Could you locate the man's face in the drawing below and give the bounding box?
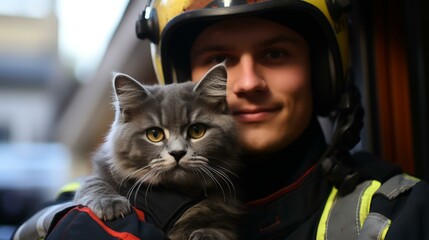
[190,17,313,154]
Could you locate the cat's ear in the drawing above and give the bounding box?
[112,73,149,122]
[193,62,227,109]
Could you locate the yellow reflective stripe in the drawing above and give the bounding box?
[56,181,81,197]
[379,219,391,240]
[316,187,338,240]
[359,180,381,228]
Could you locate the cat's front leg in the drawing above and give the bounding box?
[74,176,131,220]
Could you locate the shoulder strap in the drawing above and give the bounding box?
[373,174,419,200]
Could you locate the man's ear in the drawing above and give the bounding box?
[112,73,149,122]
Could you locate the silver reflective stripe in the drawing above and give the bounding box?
[357,212,391,240]
[325,180,376,239]
[322,174,420,240]
[375,174,419,200]
[13,202,75,240]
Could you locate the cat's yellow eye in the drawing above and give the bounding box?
[146,127,165,142]
[188,123,207,139]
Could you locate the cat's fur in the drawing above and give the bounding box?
[74,64,241,240]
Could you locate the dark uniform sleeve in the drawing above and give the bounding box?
[45,205,166,240]
[371,180,429,239]
[11,180,166,240]
[351,152,429,239]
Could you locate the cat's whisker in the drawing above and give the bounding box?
[200,163,237,200]
[128,169,153,198]
[150,158,165,164]
[200,165,227,202]
[213,165,237,194]
[203,155,239,174]
[194,168,209,196]
[213,164,239,179]
[118,166,151,189]
[125,168,157,204]
[134,178,147,205]
[190,156,209,163]
[126,179,142,201]
[206,165,236,199]
[144,176,158,209]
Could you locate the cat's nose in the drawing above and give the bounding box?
[169,150,187,162]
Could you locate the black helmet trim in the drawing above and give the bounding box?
[159,1,345,115]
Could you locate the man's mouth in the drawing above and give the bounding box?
[231,106,281,123]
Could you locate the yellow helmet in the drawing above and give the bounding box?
[136,0,351,116]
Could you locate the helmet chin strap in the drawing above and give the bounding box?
[320,71,364,195]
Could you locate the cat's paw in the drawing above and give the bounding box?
[80,194,131,221]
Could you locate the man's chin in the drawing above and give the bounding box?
[237,130,293,155]
[239,139,282,155]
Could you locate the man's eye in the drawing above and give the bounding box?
[209,55,227,64]
[264,50,286,59]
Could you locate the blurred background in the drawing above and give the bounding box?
[0,0,157,238]
[1,0,429,239]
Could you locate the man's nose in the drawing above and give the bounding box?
[230,55,267,95]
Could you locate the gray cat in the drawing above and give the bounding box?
[74,63,241,240]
